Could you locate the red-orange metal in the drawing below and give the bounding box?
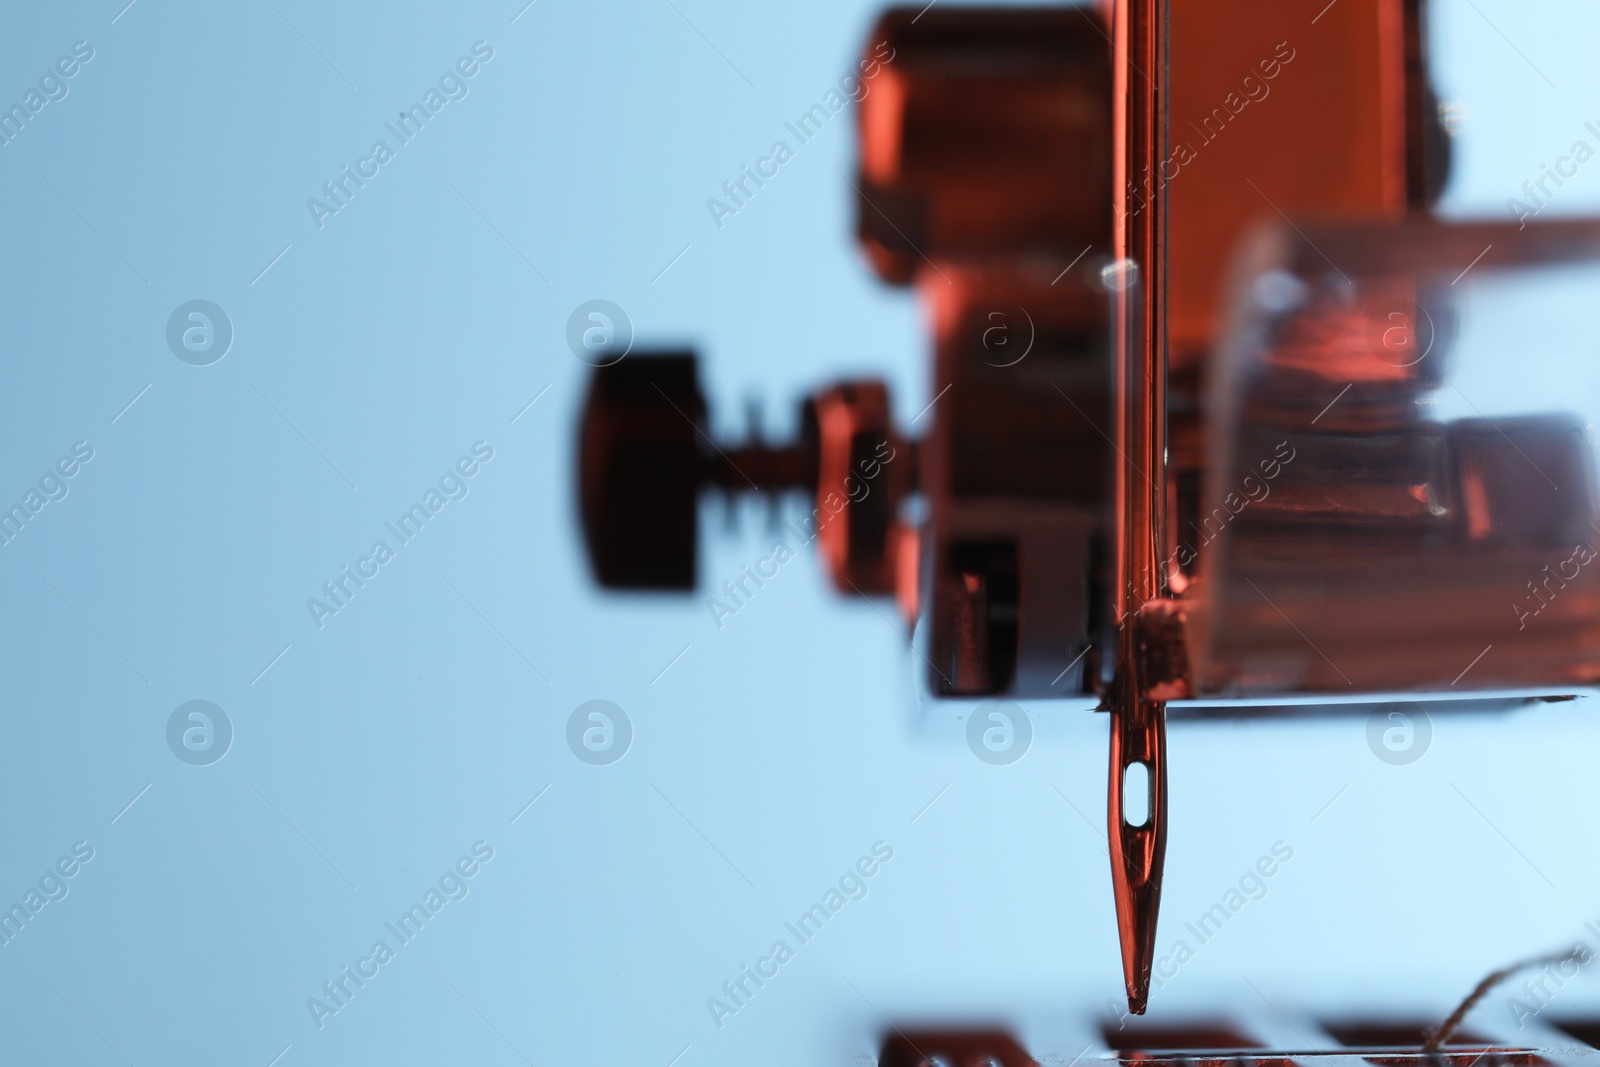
[1165,0,1412,370]
[1107,0,1169,1017]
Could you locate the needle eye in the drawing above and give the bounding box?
[1122,761,1152,827]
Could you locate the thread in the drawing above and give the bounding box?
[1424,947,1584,1052]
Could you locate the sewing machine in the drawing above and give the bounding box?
[573,0,1600,1026]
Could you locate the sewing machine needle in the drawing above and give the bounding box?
[1106,0,1169,1015]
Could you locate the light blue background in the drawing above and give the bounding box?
[2,1,1599,1064]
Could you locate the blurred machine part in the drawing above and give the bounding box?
[875,1003,1600,1067]
[577,0,1462,702]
